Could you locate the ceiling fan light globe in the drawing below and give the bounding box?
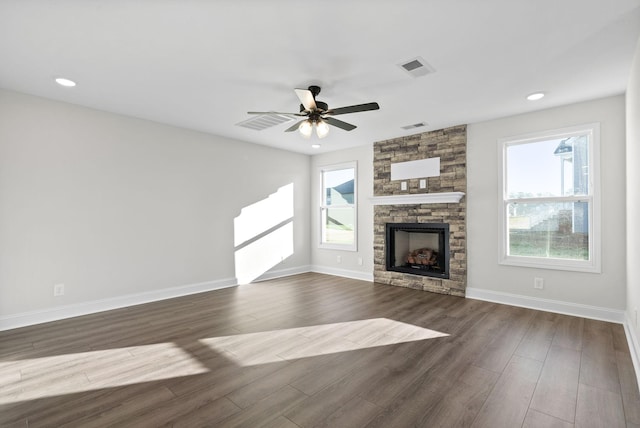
[299,120,313,138]
[316,120,330,139]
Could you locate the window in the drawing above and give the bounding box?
[498,123,600,272]
[319,162,357,250]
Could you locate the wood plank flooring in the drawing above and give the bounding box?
[1,273,639,427]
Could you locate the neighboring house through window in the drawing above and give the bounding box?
[498,123,600,272]
[319,162,357,250]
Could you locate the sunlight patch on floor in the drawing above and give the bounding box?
[0,319,448,404]
[0,343,208,405]
[200,318,449,366]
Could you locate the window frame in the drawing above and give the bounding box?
[497,123,601,273]
[318,161,358,251]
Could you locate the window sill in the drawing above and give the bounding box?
[499,256,601,273]
[319,243,357,252]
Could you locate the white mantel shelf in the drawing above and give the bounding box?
[369,192,465,205]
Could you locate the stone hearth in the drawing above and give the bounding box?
[373,125,467,297]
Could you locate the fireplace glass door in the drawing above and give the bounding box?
[385,223,450,279]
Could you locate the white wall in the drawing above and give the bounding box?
[626,37,640,333]
[1,86,631,328]
[311,144,374,281]
[0,89,311,322]
[467,95,626,312]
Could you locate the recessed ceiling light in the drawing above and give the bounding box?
[55,77,76,87]
[526,92,545,101]
[311,144,321,149]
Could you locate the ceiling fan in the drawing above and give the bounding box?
[247,85,380,139]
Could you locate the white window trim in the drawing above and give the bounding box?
[318,161,358,251]
[497,123,601,273]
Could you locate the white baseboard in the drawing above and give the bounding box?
[0,265,321,332]
[0,277,238,331]
[465,287,625,324]
[465,287,640,390]
[4,269,639,391]
[310,265,374,282]
[253,265,312,282]
[624,313,640,394]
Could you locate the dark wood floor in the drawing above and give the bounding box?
[1,273,639,427]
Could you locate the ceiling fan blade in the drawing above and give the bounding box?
[326,102,380,116]
[284,120,306,132]
[325,117,357,131]
[294,88,317,111]
[247,111,307,116]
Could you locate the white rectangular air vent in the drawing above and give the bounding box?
[401,122,428,130]
[236,114,294,131]
[398,56,435,78]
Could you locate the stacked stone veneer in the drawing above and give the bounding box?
[373,125,467,297]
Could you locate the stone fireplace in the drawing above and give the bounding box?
[373,125,467,297]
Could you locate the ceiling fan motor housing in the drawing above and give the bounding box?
[299,85,326,115]
[300,100,328,114]
[308,85,321,97]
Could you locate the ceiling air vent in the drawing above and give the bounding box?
[398,56,435,78]
[401,122,428,130]
[236,114,294,131]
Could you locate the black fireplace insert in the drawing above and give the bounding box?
[385,223,450,279]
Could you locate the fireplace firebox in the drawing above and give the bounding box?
[385,223,450,279]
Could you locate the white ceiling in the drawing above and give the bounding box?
[1,1,639,155]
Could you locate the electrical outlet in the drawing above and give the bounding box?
[533,277,544,290]
[337,255,341,263]
[357,257,363,266]
[401,181,407,191]
[53,283,65,297]
[419,179,426,189]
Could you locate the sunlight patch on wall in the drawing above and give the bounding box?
[234,222,293,285]
[0,343,208,405]
[199,318,449,366]
[234,183,294,284]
